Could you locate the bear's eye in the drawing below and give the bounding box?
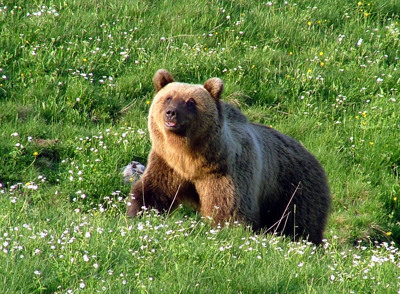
[186,98,196,110]
[165,96,172,103]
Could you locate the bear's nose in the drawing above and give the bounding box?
[165,108,177,120]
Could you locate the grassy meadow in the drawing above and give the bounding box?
[1,0,400,292]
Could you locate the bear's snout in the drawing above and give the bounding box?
[164,106,183,132]
[165,107,177,121]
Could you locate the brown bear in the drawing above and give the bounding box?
[127,69,331,244]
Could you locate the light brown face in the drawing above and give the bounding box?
[163,94,196,135]
[149,69,224,142]
[151,83,220,139]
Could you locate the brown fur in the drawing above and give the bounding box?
[127,69,331,244]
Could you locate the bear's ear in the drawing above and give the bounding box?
[153,69,174,92]
[203,78,224,101]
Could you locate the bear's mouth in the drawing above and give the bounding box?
[164,120,186,135]
[165,121,177,128]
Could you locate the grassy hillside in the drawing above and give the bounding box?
[1,0,400,292]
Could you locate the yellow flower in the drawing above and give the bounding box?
[358,1,363,6]
[83,58,87,62]
[320,62,325,67]
[355,115,359,119]
[364,12,370,17]
[386,232,392,236]
[251,64,255,69]
[369,142,374,146]
[319,51,323,56]
[289,51,293,56]
[393,197,397,202]
[362,111,367,117]
[362,121,367,126]
[307,21,312,26]
[307,69,312,74]
[146,100,150,105]
[317,20,322,24]
[286,75,290,79]
[33,151,39,156]
[26,182,30,186]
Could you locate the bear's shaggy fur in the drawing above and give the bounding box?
[127,69,331,244]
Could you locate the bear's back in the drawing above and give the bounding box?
[221,102,249,124]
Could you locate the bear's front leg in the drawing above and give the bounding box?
[127,178,152,217]
[127,152,184,218]
[195,175,237,225]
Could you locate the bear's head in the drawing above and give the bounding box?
[149,69,224,145]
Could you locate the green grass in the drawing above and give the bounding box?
[1,0,400,292]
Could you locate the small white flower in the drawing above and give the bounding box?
[357,38,363,47]
[376,78,383,83]
[79,282,85,289]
